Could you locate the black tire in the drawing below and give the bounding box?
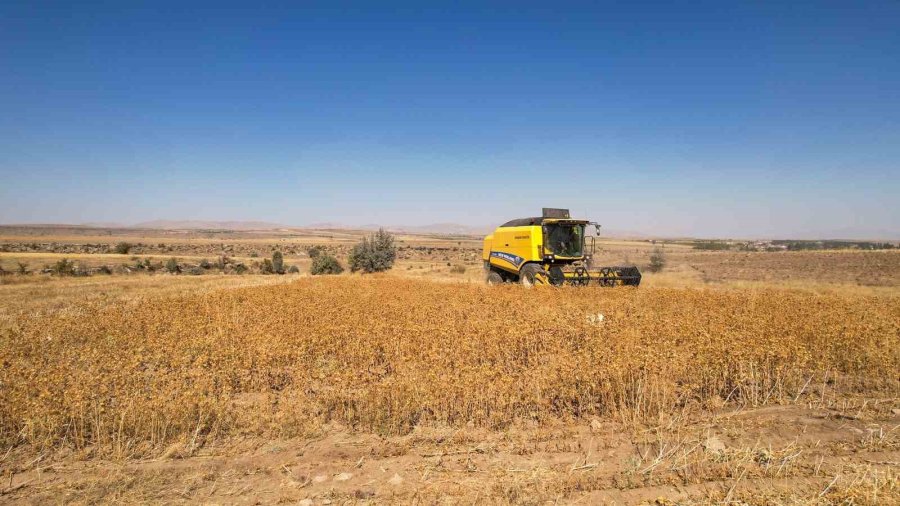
[519,263,548,287]
[548,266,566,286]
[486,270,503,285]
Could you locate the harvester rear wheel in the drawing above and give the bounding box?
[486,271,503,285]
[520,263,548,287]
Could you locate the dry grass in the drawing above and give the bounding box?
[2,277,897,461]
[0,274,300,329]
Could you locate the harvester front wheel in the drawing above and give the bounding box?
[486,271,504,285]
[520,263,548,287]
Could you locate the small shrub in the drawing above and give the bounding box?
[272,251,284,274]
[348,228,396,273]
[648,247,666,273]
[52,258,76,276]
[114,242,133,254]
[233,263,248,274]
[450,265,466,274]
[306,245,323,259]
[199,259,211,269]
[260,259,274,274]
[98,265,113,275]
[288,265,300,274]
[693,241,730,251]
[311,254,344,275]
[187,266,204,276]
[17,262,29,275]
[249,252,259,258]
[165,258,180,274]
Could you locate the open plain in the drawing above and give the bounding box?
[0,226,898,505]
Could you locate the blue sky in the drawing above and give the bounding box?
[1,1,898,238]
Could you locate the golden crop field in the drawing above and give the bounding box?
[1,274,898,503]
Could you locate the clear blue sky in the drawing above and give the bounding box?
[1,1,898,238]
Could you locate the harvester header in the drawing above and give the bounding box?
[483,209,641,287]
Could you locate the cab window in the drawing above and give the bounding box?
[544,224,584,257]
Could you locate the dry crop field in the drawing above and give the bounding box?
[0,227,898,504]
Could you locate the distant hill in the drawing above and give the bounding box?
[132,220,288,230]
[399,223,493,236]
[81,221,130,228]
[309,222,646,237]
[304,222,353,230]
[305,222,491,236]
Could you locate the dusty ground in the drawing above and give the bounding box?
[3,404,896,504]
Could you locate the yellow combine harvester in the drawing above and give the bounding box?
[483,208,641,287]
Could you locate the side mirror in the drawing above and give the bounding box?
[594,224,601,236]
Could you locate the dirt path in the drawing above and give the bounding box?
[3,404,896,504]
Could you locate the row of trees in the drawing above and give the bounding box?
[5,230,398,278]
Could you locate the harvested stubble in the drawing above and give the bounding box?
[1,277,897,456]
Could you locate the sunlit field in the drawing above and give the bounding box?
[2,270,897,503]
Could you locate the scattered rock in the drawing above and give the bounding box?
[704,436,727,454]
[586,313,605,325]
[590,418,603,432]
[892,408,900,416]
[312,474,328,483]
[388,473,404,486]
[334,472,353,481]
[298,500,313,506]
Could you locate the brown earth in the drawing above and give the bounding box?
[3,404,896,504]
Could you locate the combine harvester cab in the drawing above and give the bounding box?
[483,208,641,287]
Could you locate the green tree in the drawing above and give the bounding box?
[348,228,397,273]
[272,251,284,274]
[648,247,666,273]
